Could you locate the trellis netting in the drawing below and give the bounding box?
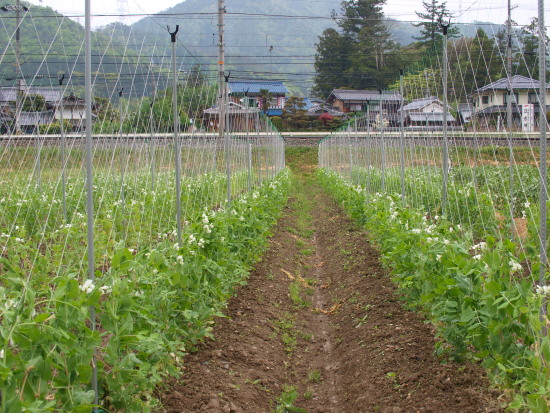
[0,9,286,411]
[318,15,550,410]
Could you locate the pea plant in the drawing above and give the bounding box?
[319,168,550,412]
[0,168,290,412]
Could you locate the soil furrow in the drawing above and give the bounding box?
[159,148,504,413]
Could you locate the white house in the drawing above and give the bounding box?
[471,75,550,130]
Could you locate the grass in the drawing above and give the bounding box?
[307,369,322,383]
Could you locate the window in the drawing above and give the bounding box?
[528,93,538,104]
[482,95,489,104]
[504,92,519,104]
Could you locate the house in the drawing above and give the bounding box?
[457,103,474,125]
[400,96,455,127]
[470,75,550,130]
[326,89,403,127]
[203,101,260,132]
[228,81,289,116]
[306,104,345,119]
[56,93,88,131]
[404,112,456,127]
[0,87,90,133]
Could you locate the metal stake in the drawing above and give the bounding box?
[538,0,548,329]
[441,22,450,216]
[168,25,182,245]
[399,69,406,203]
[59,74,67,222]
[84,0,98,409]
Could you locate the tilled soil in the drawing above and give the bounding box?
[159,149,504,413]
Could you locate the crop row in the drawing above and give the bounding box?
[0,168,291,412]
[319,168,549,412]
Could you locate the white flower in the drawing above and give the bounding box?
[509,260,522,273]
[0,349,4,359]
[471,242,487,251]
[434,215,440,221]
[173,243,180,250]
[198,238,205,248]
[411,229,422,234]
[457,225,462,230]
[443,239,450,245]
[79,279,95,294]
[177,255,184,264]
[535,285,550,295]
[449,227,454,233]
[524,201,531,209]
[99,285,112,295]
[436,254,442,262]
[134,290,144,297]
[239,216,245,221]
[220,237,225,243]
[153,269,158,274]
[473,254,482,260]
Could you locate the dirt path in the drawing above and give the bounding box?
[160,148,504,413]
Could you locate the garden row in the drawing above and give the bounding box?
[0,168,291,412]
[319,168,549,413]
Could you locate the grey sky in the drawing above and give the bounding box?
[26,0,544,28]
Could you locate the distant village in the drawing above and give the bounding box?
[1,74,547,134]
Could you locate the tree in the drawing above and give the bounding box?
[283,96,308,130]
[516,17,548,79]
[414,0,459,52]
[313,28,352,97]
[258,89,273,114]
[313,0,402,95]
[20,93,46,112]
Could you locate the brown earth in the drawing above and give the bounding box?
[159,148,505,413]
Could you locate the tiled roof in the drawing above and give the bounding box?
[228,81,288,94]
[475,104,550,115]
[474,75,550,93]
[408,112,455,122]
[204,102,260,115]
[306,105,344,117]
[0,87,63,103]
[19,110,55,126]
[402,96,444,111]
[328,89,403,102]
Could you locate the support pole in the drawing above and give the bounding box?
[84,0,98,409]
[538,0,548,328]
[507,0,515,240]
[379,88,385,192]
[399,68,406,203]
[441,22,450,216]
[118,88,125,201]
[59,75,66,222]
[149,101,155,190]
[168,25,182,245]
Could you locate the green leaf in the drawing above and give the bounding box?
[33,313,51,323]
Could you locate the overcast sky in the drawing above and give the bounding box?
[25,0,545,29]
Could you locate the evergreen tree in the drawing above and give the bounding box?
[414,0,459,52]
[313,0,401,97]
[516,17,548,79]
[313,28,353,97]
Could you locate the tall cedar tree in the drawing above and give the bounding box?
[313,0,401,98]
[516,17,549,79]
[414,0,459,52]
